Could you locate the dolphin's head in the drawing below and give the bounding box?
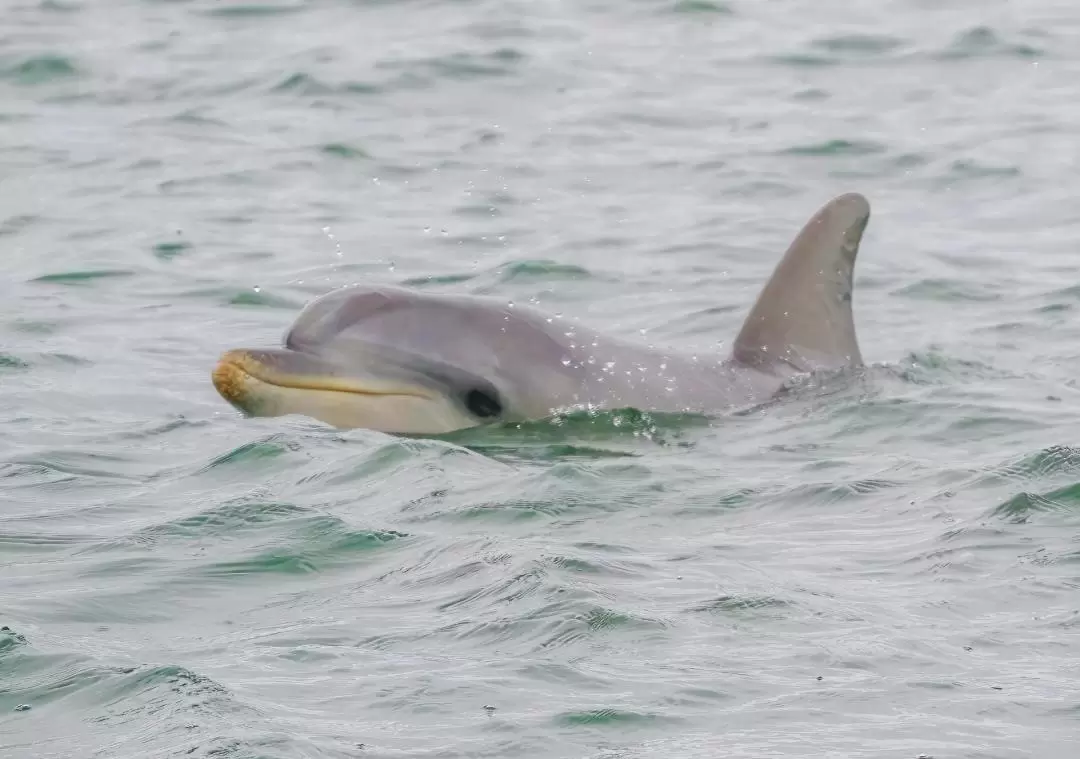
[211,286,585,434]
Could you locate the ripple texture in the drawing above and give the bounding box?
[3,0,1080,757]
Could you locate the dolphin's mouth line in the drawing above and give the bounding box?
[213,350,432,400]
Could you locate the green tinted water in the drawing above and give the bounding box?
[2,1,1079,757]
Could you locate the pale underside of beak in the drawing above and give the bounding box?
[211,348,472,434]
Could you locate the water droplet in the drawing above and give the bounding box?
[321,226,344,258]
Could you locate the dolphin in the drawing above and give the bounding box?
[212,192,871,435]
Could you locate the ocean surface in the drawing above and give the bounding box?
[2,1,1079,757]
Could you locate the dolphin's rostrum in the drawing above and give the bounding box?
[212,192,872,434]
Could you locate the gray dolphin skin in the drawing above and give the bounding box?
[212,192,871,435]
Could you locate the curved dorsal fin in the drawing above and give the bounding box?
[732,192,870,373]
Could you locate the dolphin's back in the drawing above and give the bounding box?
[553,193,873,413]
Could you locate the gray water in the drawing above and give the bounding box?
[2,1,1079,757]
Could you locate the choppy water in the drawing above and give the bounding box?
[3,1,1080,757]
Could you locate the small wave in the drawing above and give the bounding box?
[920,524,1036,583]
[151,240,194,261]
[124,498,315,545]
[200,2,309,18]
[811,34,906,55]
[440,407,710,462]
[39,0,80,12]
[376,48,527,81]
[200,434,304,473]
[0,625,29,654]
[31,269,137,286]
[975,445,1080,488]
[0,629,271,755]
[780,139,888,157]
[194,520,409,578]
[542,551,653,578]
[946,159,1022,183]
[320,142,371,160]
[770,477,907,509]
[0,353,30,371]
[0,214,39,238]
[271,46,526,102]
[401,451,667,520]
[401,257,603,294]
[771,25,1043,68]
[0,54,79,86]
[432,561,547,613]
[177,285,303,309]
[667,0,732,15]
[4,450,145,484]
[271,72,383,97]
[435,595,670,653]
[991,482,1080,523]
[1,632,232,716]
[555,707,682,727]
[0,530,95,552]
[934,26,1043,61]
[688,593,793,617]
[892,351,1014,385]
[893,278,1004,303]
[493,259,596,285]
[1,656,135,713]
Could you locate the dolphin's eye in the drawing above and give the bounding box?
[465,388,502,419]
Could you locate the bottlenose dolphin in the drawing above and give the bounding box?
[212,192,871,434]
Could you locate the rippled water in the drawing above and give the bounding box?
[3,1,1080,757]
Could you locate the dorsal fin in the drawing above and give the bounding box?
[732,192,870,373]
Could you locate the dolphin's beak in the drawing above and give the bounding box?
[213,348,431,407]
[211,348,467,433]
